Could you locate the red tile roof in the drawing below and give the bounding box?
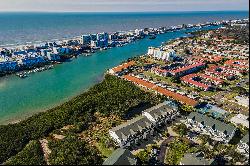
[206,65,234,77]
[192,55,222,63]
[171,63,205,74]
[123,75,198,107]
[200,74,224,84]
[112,61,135,73]
[181,74,210,90]
[224,60,249,69]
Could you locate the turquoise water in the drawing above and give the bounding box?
[0,11,248,46]
[0,26,220,124]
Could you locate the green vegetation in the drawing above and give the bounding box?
[143,71,173,85]
[231,86,248,96]
[165,138,189,165]
[4,140,46,165]
[136,150,150,165]
[180,104,194,115]
[0,75,162,163]
[48,135,102,165]
[95,142,114,158]
[173,123,188,136]
[135,144,159,165]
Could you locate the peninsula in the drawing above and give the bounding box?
[0,18,249,165]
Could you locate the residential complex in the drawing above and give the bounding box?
[185,112,236,143]
[106,19,249,165]
[109,101,179,148]
[237,133,249,158]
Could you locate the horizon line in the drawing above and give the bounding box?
[0,9,249,13]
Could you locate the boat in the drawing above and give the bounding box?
[18,74,28,78]
[149,35,156,39]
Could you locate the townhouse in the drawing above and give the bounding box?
[237,133,249,158]
[109,101,179,148]
[109,115,153,148]
[142,101,179,127]
[181,74,213,91]
[103,148,137,165]
[180,152,215,165]
[108,61,135,75]
[224,60,249,71]
[170,63,206,77]
[123,75,199,107]
[185,112,236,143]
[205,65,235,80]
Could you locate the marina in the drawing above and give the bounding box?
[16,65,54,78]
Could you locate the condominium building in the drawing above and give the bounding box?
[237,133,249,158]
[109,101,179,148]
[185,112,236,143]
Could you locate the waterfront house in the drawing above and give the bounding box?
[102,148,137,165]
[180,152,216,165]
[237,133,249,158]
[185,112,236,143]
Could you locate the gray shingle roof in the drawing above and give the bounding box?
[188,112,236,136]
[110,116,152,140]
[180,152,215,165]
[103,148,137,165]
[241,133,249,145]
[143,101,177,120]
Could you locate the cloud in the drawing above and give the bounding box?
[0,0,248,12]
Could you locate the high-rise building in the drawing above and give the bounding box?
[80,35,91,45]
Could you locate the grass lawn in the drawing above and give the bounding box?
[143,71,173,85]
[95,142,115,158]
[224,92,239,100]
[199,91,217,97]
[146,57,166,66]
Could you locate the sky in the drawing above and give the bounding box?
[0,0,249,12]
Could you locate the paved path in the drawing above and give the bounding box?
[157,136,175,163]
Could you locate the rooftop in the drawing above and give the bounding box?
[170,63,205,74]
[111,61,135,73]
[103,148,137,165]
[110,115,152,140]
[123,75,198,107]
[180,152,215,165]
[188,112,236,136]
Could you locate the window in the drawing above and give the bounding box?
[223,130,228,136]
[212,124,216,131]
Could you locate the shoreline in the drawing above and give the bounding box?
[1,17,248,79]
[0,72,106,125]
[0,18,248,126]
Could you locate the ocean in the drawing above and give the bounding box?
[0,11,248,124]
[0,11,248,46]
